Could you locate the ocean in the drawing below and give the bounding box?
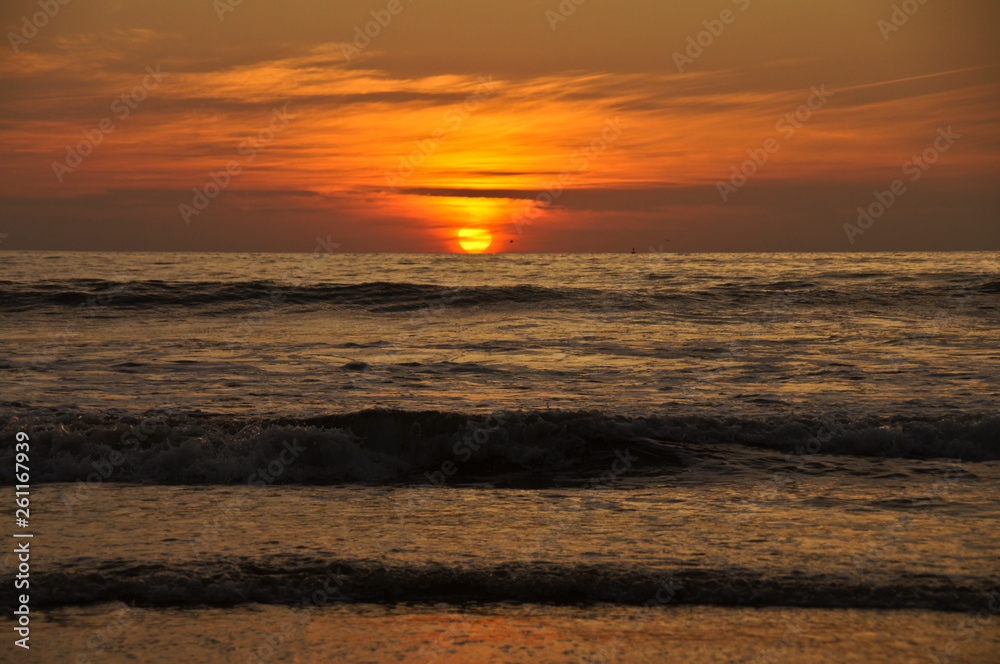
[2,250,999,662]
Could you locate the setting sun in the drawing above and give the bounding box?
[457,227,492,253]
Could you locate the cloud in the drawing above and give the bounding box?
[1,0,997,251]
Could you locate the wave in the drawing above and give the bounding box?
[1,277,996,312]
[7,557,991,611]
[977,280,1000,294]
[0,280,596,312]
[1,408,997,486]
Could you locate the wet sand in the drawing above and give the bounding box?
[12,602,1000,664]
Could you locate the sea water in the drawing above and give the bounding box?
[1,251,999,662]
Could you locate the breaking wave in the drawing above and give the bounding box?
[1,407,997,485]
[8,557,993,612]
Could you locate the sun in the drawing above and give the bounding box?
[457,227,492,253]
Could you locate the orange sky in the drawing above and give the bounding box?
[1,0,998,252]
